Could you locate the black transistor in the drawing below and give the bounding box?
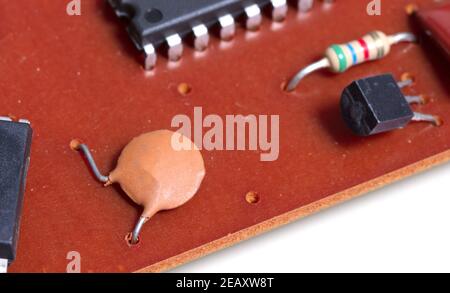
[340,74,440,136]
[0,117,33,272]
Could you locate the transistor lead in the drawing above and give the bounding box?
[286,31,417,92]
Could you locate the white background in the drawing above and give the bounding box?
[173,162,450,273]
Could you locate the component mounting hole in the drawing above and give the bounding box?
[401,72,415,84]
[245,191,260,204]
[70,139,82,151]
[434,116,444,127]
[178,83,192,95]
[125,232,140,247]
[405,3,418,15]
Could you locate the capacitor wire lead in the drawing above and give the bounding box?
[73,141,146,245]
[131,217,148,245]
[74,142,110,184]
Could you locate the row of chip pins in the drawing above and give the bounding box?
[144,0,291,70]
[144,0,332,70]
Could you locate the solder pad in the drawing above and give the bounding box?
[2,0,450,272]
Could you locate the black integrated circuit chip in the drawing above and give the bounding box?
[108,0,289,69]
[0,118,33,271]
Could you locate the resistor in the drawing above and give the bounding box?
[285,31,417,92]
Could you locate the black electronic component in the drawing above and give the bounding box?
[0,117,33,271]
[340,74,440,136]
[108,0,291,69]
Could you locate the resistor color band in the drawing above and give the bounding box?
[325,31,391,72]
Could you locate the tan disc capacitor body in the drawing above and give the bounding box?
[108,130,205,220]
[73,129,205,244]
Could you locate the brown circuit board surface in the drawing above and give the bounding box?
[2,0,450,272]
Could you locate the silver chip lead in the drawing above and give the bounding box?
[166,34,183,62]
[271,0,288,22]
[298,0,314,12]
[245,4,263,31]
[0,259,7,274]
[143,43,157,70]
[192,24,210,51]
[218,14,236,41]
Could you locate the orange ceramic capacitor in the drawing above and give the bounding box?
[71,130,205,244]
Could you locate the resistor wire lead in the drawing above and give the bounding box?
[286,31,417,92]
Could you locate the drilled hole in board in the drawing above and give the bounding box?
[8,114,18,122]
[434,116,444,127]
[281,79,297,92]
[401,72,415,82]
[419,94,430,105]
[245,191,260,204]
[70,139,82,151]
[401,72,416,84]
[405,3,418,15]
[125,232,140,247]
[178,83,192,95]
